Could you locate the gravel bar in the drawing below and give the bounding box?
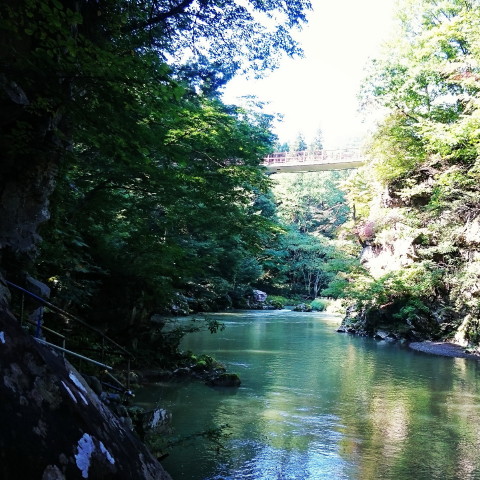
[409,341,480,360]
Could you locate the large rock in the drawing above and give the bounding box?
[252,289,267,302]
[0,306,172,479]
[293,303,312,312]
[206,373,241,387]
[25,275,51,299]
[128,407,172,440]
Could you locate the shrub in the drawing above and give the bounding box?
[267,295,288,309]
[310,298,328,311]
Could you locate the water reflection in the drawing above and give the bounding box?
[135,311,480,480]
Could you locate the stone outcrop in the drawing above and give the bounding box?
[206,373,241,387]
[252,289,267,302]
[0,303,172,480]
[293,303,312,312]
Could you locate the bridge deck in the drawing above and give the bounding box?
[262,149,364,173]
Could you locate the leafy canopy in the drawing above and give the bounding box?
[0,0,311,322]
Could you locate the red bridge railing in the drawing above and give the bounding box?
[262,148,362,166]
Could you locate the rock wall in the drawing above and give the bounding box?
[0,73,60,259]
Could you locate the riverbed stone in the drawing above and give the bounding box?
[385,333,398,342]
[173,366,191,376]
[374,330,389,340]
[293,303,312,312]
[206,373,241,387]
[252,289,267,302]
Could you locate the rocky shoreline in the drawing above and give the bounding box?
[408,341,480,360]
[337,325,480,360]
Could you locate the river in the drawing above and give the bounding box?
[135,309,480,480]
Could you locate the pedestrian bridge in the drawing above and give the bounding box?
[262,149,365,173]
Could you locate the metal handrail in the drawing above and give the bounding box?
[25,319,65,340]
[34,338,113,370]
[7,279,133,392]
[6,280,134,359]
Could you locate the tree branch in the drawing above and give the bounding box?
[395,103,420,123]
[123,0,197,33]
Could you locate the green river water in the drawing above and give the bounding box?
[135,309,480,480]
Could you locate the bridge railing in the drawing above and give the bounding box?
[262,148,361,166]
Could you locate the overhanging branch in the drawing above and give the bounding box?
[123,0,196,33]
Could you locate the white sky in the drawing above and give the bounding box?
[222,0,396,149]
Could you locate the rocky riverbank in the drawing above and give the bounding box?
[408,341,480,360]
[337,325,480,360]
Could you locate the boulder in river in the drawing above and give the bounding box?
[252,289,267,302]
[293,303,312,312]
[206,373,241,387]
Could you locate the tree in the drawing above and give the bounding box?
[0,0,312,313]
[272,171,350,236]
[37,91,280,324]
[257,168,354,297]
[361,0,480,183]
[292,132,308,151]
[0,0,312,272]
[309,128,324,151]
[275,141,290,152]
[261,226,354,299]
[122,0,312,76]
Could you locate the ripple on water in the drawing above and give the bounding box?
[206,439,354,480]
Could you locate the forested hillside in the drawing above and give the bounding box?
[330,0,480,347]
[258,170,355,302]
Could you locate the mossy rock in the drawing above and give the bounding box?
[293,303,312,312]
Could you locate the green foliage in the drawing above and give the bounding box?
[308,128,324,152]
[334,0,480,340]
[361,0,480,185]
[266,295,289,309]
[310,298,328,311]
[392,298,431,324]
[367,113,427,183]
[272,170,350,236]
[340,169,375,221]
[261,225,357,299]
[363,263,440,304]
[257,167,358,300]
[292,132,307,151]
[338,262,443,333]
[275,141,290,152]
[0,0,314,373]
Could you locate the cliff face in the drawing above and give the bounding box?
[344,169,480,347]
[0,286,171,479]
[0,66,62,261]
